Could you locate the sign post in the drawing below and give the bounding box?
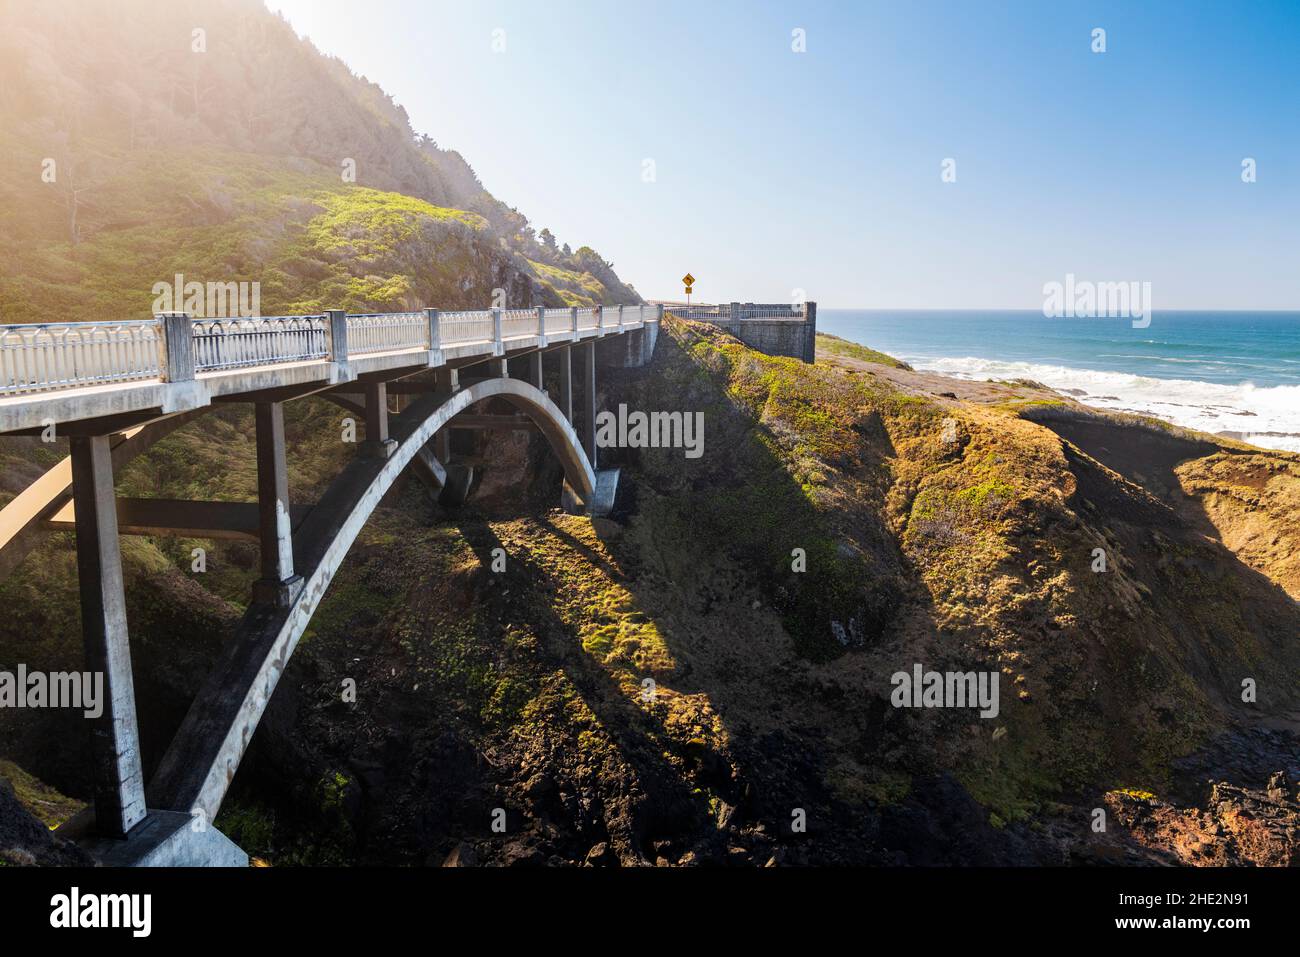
[682,273,695,308]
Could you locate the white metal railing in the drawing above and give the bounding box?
[192,315,329,373]
[543,308,573,335]
[347,312,429,356]
[439,310,495,345]
[0,320,164,396]
[1,303,659,400]
[501,308,537,339]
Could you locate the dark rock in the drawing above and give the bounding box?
[441,842,479,867]
[583,841,617,867]
[501,840,545,867]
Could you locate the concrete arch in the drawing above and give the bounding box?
[148,377,597,821]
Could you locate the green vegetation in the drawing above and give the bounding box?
[816,332,911,369]
[525,258,608,306]
[0,0,640,324]
[991,397,1069,414]
[0,760,83,829]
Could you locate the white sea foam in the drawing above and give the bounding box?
[907,355,1300,453]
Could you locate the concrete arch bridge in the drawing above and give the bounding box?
[0,304,659,864]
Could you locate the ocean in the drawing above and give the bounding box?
[818,310,1300,453]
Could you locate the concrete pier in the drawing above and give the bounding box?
[252,401,302,608]
[69,434,147,839]
[582,340,597,466]
[361,381,397,459]
[558,346,573,423]
[529,352,544,392]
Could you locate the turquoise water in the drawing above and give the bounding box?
[819,310,1300,451]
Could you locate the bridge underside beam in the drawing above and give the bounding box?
[449,414,536,431]
[331,379,437,396]
[7,409,170,438]
[46,498,314,542]
[211,379,333,405]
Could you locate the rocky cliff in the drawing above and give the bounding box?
[5,319,1297,867]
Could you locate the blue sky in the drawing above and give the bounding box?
[266,0,1300,309]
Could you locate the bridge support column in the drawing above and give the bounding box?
[582,340,597,467]
[559,345,573,423]
[252,401,302,608]
[360,381,397,459]
[433,367,458,462]
[69,434,147,839]
[529,351,544,394]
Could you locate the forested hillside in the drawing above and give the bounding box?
[0,0,637,321]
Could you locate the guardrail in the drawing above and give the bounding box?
[192,315,330,373]
[544,307,575,336]
[0,320,165,396]
[347,312,429,356]
[439,310,496,346]
[0,304,660,399]
[500,308,538,340]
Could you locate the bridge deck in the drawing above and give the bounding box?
[0,305,655,434]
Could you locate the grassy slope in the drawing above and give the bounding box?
[815,332,912,369]
[0,146,626,322]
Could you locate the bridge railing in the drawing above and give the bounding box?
[500,308,538,340]
[1,303,657,399]
[0,319,165,396]
[543,307,574,335]
[662,303,727,321]
[192,315,330,372]
[438,309,496,346]
[346,312,429,356]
